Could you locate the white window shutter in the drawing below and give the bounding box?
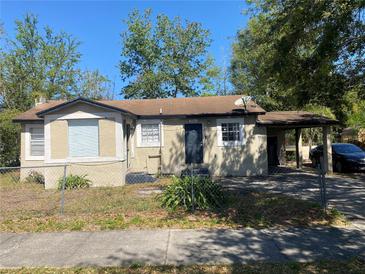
[68,119,99,157]
[217,123,223,147]
[30,127,45,156]
[240,123,246,145]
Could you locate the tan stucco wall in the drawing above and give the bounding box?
[129,115,268,176]
[20,123,45,181]
[99,118,116,157]
[48,118,117,160]
[46,102,119,160]
[44,161,126,189]
[50,120,68,159]
[19,102,124,189]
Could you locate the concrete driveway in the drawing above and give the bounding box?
[222,168,365,222]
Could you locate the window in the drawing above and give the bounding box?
[141,124,160,144]
[30,127,44,156]
[137,120,162,147]
[217,118,244,146]
[221,123,240,142]
[68,119,99,157]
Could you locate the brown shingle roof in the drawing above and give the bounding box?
[257,111,338,126]
[13,100,64,122]
[13,95,265,122]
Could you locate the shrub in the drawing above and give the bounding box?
[58,174,91,190]
[25,171,44,184]
[0,109,21,167]
[159,176,224,211]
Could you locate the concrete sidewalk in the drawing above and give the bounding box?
[0,227,364,268]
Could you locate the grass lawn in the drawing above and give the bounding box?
[0,172,347,232]
[0,258,364,274]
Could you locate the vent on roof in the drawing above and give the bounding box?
[35,96,47,106]
[234,96,254,111]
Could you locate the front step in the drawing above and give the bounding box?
[180,167,210,177]
[126,172,157,184]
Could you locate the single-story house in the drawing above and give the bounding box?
[13,95,338,188]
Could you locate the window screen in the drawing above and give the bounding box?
[68,119,99,157]
[30,127,44,156]
[141,124,160,145]
[221,123,240,141]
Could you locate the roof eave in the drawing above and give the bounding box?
[138,111,266,119]
[257,120,339,127]
[12,118,43,123]
[36,97,137,118]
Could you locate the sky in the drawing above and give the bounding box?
[0,0,249,98]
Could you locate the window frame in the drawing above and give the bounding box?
[44,111,124,164]
[216,118,245,147]
[136,119,163,147]
[25,124,45,161]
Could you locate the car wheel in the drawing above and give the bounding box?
[335,161,343,173]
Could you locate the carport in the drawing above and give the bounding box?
[257,111,339,173]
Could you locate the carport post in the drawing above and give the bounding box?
[295,128,303,169]
[322,126,333,174]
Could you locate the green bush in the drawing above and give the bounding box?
[25,171,44,184]
[159,176,224,211]
[58,174,91,190]
[0,109,21,166]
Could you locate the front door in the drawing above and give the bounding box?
[267,136,279,166]
[185,124,203,164]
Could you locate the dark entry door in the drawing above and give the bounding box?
[185,124,203,164]
[267,136,279,166]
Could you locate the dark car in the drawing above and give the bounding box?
[309,143,365,173]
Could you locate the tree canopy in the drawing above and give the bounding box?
[0,14,114,166]
[230,0,364,124]
[77,70,115,100]
[120,9,219,99]
[0,14,113,111]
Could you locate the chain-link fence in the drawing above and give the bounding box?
[0,163,223,230]
[181,167,223,212]
[0,165,63,223]
[0,162,146,218]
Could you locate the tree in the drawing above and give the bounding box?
[120,9,215,99]
[231,0,365,122]
[346,90,365,129]
[200,56,232,96]
[0,109,21,166]
[0,14,113,166]
[302,104,337,146]
[0,14,81,111]
[77,70,114,100]
[0,14,114,111]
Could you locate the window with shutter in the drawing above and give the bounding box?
[30,127,44,156]
[68,119,99,157]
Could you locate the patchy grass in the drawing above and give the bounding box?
[0,258,364,274]
[0,174,347,232]
[221,191,347,228]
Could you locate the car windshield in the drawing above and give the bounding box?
[333,144,363,154]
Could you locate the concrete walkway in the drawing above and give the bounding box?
[1,227,365,268]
